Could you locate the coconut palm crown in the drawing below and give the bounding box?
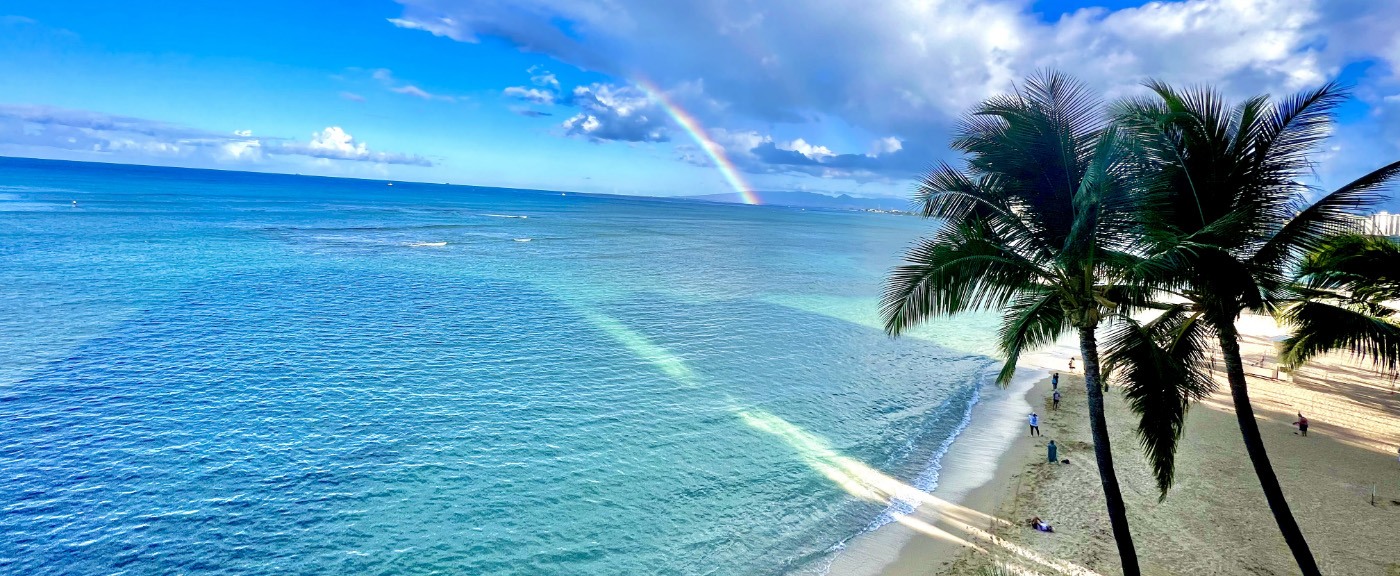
[1110,80,1400,576]
[881,70,1146,576]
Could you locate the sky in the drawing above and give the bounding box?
[1,0,1399,200]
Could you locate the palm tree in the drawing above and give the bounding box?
[1112,81,1400,576]
[881,71,1144,575]
[1280,233,1400,370]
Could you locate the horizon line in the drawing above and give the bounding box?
[0,154,910,204]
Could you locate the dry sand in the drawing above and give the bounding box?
[840,314,1400,576]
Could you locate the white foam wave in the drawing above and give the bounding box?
[481,213,528,219]
[405,241,448,247]
[876,364,990,529]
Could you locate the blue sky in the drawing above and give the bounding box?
[2,0,1399,199]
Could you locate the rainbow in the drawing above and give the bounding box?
[635,78,760,205]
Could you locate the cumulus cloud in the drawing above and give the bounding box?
[391,0,1400,186]
[562,83,668,142]
[271,126,432,165]
[0,105,431,167]
[222,139,262,161]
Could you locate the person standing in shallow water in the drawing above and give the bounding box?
[1047,440,1057,463]
[1028,412,1040,436]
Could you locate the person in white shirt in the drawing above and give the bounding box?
[1028,412,1040,436]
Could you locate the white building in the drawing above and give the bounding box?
[1363,212,1400,237]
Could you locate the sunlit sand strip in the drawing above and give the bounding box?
[739,408,1103,576]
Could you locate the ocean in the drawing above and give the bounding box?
[0,157,1001,575]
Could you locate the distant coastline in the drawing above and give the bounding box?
[684,190,915,214]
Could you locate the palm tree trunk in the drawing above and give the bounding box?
[1079,326,1141,576]
[1213,318,1322,576]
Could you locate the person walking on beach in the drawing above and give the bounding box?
[1052,390,1061,410]
[1047,440,1057,463]
[1067,357,1075,372]
[1293,413,1309,436]
[1028,412,1040,436]
[1051,372,1059,391]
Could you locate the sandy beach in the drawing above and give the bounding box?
[833,314,1400,576]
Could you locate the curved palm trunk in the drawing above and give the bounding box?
[1079,327,1141,576]
[1214,319,1322,576]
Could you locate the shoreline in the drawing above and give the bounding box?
[826,340,1074,575]
[848,313,1400,575]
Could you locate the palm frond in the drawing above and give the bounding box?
[881,219,1049,336]
[1255,82,1347,177]
[1103,307,1216,497]
[1295,233,1400,296]
[1278,299,1400,371]
[995,288,1070,386]
[1251,160,1400,294]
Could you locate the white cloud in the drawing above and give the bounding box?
[387,16,471,41]
[372,68,457,102]
[394,1,1400,181]
[504,86,556,105]
[869,136,902,156]
[391,84,437,100]
[307,126,365,155]
[780,138,834,161]
[273,126,429,165]
[0,105,432,167]
[222,139,262,161]
[710,128,770,157]
[561,83,668,142]
[528,65,560,88]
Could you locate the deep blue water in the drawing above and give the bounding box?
[0,157,997,575]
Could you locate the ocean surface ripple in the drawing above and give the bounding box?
[0,158,998,575]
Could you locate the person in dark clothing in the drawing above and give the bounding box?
[1293,413,1309,436]
[1051,372,1059,390]
[1052,390,1061,410]
[1047,440,1057,463]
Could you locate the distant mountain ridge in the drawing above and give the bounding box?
[685,191,911,211]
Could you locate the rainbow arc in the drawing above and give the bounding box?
[635,78,760,205]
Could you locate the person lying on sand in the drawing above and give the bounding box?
[1027,516,1054,533]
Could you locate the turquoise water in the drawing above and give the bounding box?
[0,157,998,575]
